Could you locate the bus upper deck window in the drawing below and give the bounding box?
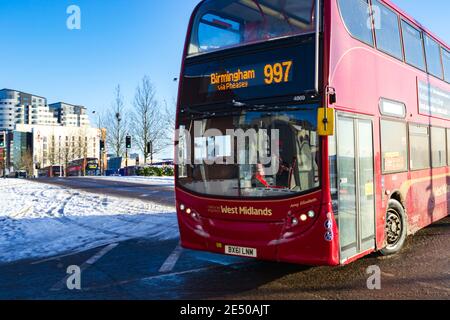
[188,0,316,57]
[197,14,242,54]
[402,21,426,71]
[338,0,374,46]
[443,48,450,82]
[424,35,444,79]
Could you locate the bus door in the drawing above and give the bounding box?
[336,114,376,263]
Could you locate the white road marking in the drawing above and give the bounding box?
[381,271,396,278]
[140,192,158,197]
[50,243,118,291]
[85,243,119,265]
[31,247,94,265]
[158,244,183,273]
[82,262,250,292]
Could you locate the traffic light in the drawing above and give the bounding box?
[0,132,5,148]
[126,136,132,149]
[100,140,105,152]
[146,141,153,154]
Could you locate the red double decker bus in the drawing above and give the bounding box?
[67,158,99,177]
[175,0,450,266]
[39,165,64,178]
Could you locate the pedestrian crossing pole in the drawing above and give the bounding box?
[0,131,6,178]
[125,135,131,176]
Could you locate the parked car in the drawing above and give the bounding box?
[8,171,27,179]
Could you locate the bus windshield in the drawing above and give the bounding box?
[188,0,317,57]
[177,106,320,198]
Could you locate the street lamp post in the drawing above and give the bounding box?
[59,136,63,177]
[115,112,125,175]
[92,111,104,176]
[0,131,6,178]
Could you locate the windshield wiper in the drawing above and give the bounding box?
[233,101,315,113]
[183,100,314,119]
[183,107,236,120]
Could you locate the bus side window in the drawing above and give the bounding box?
[381,120,408,173]
[402,21,426,71]
[372,0,403,60]
[337,0,374,46]
[443,48,450,83]
[431,127,446,168]
[447,129,450,166]
[409,124,430,170]
[424,35,444,79]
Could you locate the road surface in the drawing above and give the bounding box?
[35,177,175,206]
[1,177,449,300]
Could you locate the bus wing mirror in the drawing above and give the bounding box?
[317,108,334,136]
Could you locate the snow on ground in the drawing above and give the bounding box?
[0,179,177,264]
[83,176,174,186]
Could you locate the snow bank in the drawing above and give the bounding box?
[0,179,178,264]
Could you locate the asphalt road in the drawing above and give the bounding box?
[1,177,449,300]
[35,177,175,206]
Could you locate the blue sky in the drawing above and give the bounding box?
[0,0,199,114]
[0,0,449,127]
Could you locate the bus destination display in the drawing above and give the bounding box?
[209,61,293,92]
[181,41,316,106]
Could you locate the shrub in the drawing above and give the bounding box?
[162,166,174,176]
[143,167,151,176]
[137,166,173,177]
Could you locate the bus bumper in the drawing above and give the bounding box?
[177,203,340,267]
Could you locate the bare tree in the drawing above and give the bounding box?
[92,110,106,130]
[163,98,177,132]
[75,128,89,176]
[0,157,5,177]
[61,137,73,177]
[132,76,167,164]
[106,85,128,157]
[159,99,177,160]
[14,149,34,176]
[47,135,56,165]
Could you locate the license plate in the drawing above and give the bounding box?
[225,245,257,258]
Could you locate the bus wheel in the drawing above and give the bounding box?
[380,199,407,256]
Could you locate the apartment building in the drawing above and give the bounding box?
[0,89,57,131]
[14,124,101,177]
[48,102,90,127]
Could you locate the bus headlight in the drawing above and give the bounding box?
[308,210,315,219]
[186,208,192,215]
[180,204,185,211]
[300,214,308,222]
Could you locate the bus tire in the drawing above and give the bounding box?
[380,199,407,256]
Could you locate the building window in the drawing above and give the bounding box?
[409,124,430,170]
[381,120,408,173]
[424,35,444,79]
[372,0,403,60]
[401,20,426,70]
[338,0,374,46]
[431,127,446,168]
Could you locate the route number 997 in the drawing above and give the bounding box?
[264,61,293,85]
